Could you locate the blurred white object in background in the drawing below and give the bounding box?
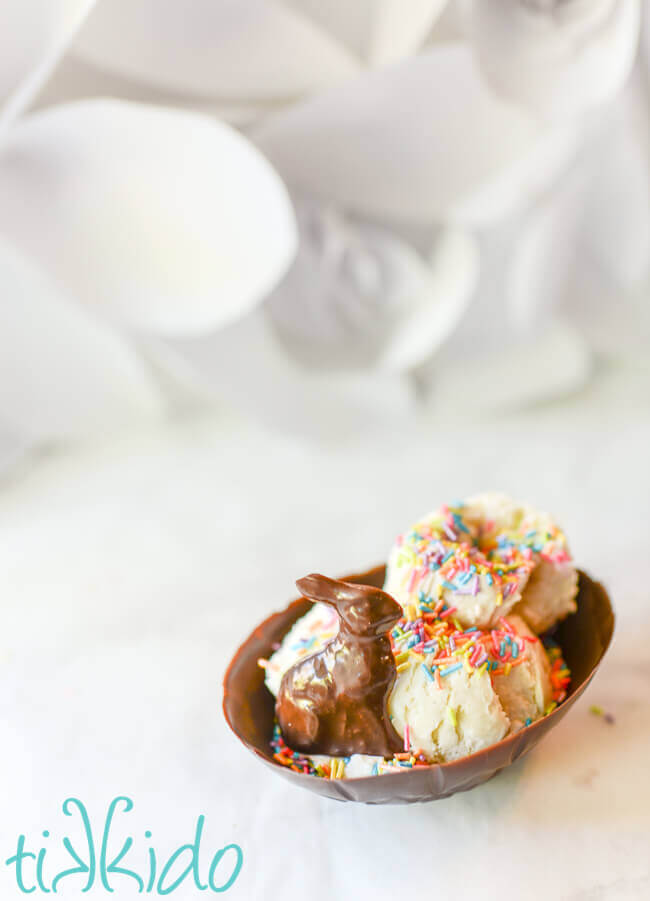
[254,44,579,225]
[0,3,298,466]
[467,0,641,119]
[580,72,650,295]
[288,0,450,66]
[0,100,296,336]
[563,66,650,356]
[424,189,593,412]
[146,310,418,441]
[0,236,161,441]
[0,0,96,132]
[0,0,646,463]
[71,0,458,101]
[431,320,590,415]
[73,0,361,101]
[266,198,479,372]
[140,197,477,438]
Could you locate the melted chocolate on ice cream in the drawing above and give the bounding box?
[276,574,404,757]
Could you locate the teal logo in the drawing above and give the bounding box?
[5,797,243,894]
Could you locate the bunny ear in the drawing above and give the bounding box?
[296,574,363,633]
[296,574,345,605]
[297,573,397,604]
[296,575,401,633]
[296,573,378,604]
[296,574,365,634]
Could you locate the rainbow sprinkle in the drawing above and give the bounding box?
[589,705,615,725]
[386,591,538,681]
[270,723,328,777]
[544,637,571,705]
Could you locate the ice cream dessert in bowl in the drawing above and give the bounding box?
[223,494,614,803]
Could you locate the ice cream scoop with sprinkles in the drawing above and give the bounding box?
[384,503,534,630]
[384,493,578,633]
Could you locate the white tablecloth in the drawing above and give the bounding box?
[1,363,649,899]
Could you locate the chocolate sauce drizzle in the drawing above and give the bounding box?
[276,574,404,757]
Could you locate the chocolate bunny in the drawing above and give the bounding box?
[276,574,404,757]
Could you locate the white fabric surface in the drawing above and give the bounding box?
[0,362,649,899]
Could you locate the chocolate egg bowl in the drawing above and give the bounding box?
[223,566,614,805]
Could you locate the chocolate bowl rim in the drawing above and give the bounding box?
[222,566,614,785]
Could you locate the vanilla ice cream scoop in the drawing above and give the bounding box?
[463,492,578,633]
[387,660,509,761]
[492,615,552,732]
[384,493,577,633]
[514,560,578,635]
[383,496,532,630]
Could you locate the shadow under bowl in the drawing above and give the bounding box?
[223,567,614,804]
